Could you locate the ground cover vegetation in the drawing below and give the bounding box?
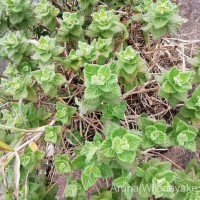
[0,0,200,199]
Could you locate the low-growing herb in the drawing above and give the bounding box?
[157,67,192,107]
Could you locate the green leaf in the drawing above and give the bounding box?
[153,17,168,29]
[113,177,127,188]
[123,134,142,150]
[65,182,78,198]
[99,139,115,158]
[84,85,103,99]
[81,165,101,190]
[55,102,76,125]
[117,151,136,163]
[71,155,86,170]
[111,127,127,139]
[53,73,66,86]
[81,141,98,162]
[54,154,71,174]
[98,163,113,178]
[162,81,176,93]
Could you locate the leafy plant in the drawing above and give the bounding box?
[55,101,76,125]
[21,147,45,172]
[169,119,198,152]
[82,62,121,113]
[134,159,174,199]
[44,125,62,144]
[117,46,150,91]
[1,103,51,128]
[174,159,200,200]
[86,6,126,39]
[77,40,98,64]
[187,51,200,83]
[65,38,113,71]
[99,125,142,164]
[139,0,187,39]
[65,177,86,199]
[81,164,102,190]
[157,67,192,107]
[54,154,71,174]
[34,0,59,31]
[3,74,36,100]
[96,37,113,63]
[65,49,81,71]
[57,12,84,42]
[112,170,134,199]
[91,190,113,200]
[2,0,35,28]
[179,86,200,124]
[0,1,198,200]
[101,100,127,122]
[0,31,28,64]
[33,64,66,97]
[78,0,99,15]
[32,36,64,64]
[138,114,169,149]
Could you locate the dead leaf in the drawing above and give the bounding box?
[13,151,20,199]
[0,140,14,151]
[29,141,38,152]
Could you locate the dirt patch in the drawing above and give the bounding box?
[163,146,195,169]
[177,0,200,39]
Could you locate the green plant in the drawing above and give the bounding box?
[179,86,200,124]
[77,40,98,64]
[0,1,199,200]
[101,100,127,122]
[81,62,121,113]
[139,0,187,39]
[65,49,81,71]
[138,114,169,149]
[55,101,76,125]
[96,37,113,64]
[3,74,36,100]
[0,31,28,64]
[65,38,113,70]
[91,190,113,200]
[64,177,86,199]
[1,103,51,128]
[169,119,198,152]
[112,170,134,199]
[99,125,142,164]
[134,159,174,199]
[32,36,64,64]
[57,12,84,42]
[54,154,71,174]
[174,159,200,200]
[2,0,35,29]
[78,0,99,15]
[34,0,59,31]
[117,46,150,91]
[157,67,192,107]
[187,51,200,83]
[44,125,62,144]
[21,147,45,172]
[33,64,66,97]
[86,6,127,39]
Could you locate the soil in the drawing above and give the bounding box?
[176,0,200,40]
